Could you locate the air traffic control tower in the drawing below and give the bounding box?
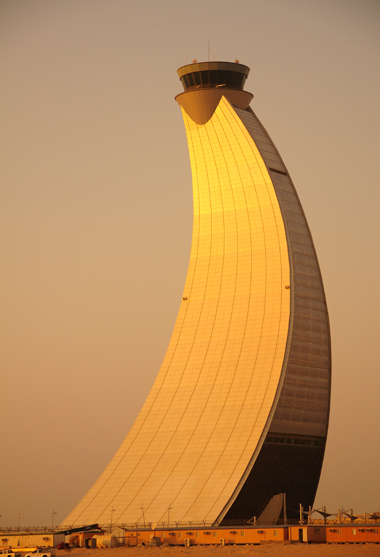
[62,61,331,528]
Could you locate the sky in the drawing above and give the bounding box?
[1,0,379,528]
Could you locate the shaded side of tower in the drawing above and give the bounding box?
[218,106,331,524]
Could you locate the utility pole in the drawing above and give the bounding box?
[140,505,146,528]
[18,514,23,529]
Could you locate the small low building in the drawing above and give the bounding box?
[123,523,380,546]
[0,531,65,549]
[125,526,289,546]
[325,525,380,544]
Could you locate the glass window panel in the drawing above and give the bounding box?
[193,72,201,86]
[200,70,209,85]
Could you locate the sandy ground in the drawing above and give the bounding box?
[56,544,380,557]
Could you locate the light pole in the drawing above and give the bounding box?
[51,509,57,529]
[110,508,115,534]
[140,505,145,528]
[17,514,23,529]
[167,505,172,528]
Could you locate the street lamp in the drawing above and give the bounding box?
[17,514,24,529]
[140,505,146,529]
[51,509,57,529]
[110,508,115,534]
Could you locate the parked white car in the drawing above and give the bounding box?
[0,551,22,557]
[24,551,55,557]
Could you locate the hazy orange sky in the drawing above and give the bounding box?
[1,0,379,527]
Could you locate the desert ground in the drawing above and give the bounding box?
[58,544,380,557]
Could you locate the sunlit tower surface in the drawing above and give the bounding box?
[62,61,331,528]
